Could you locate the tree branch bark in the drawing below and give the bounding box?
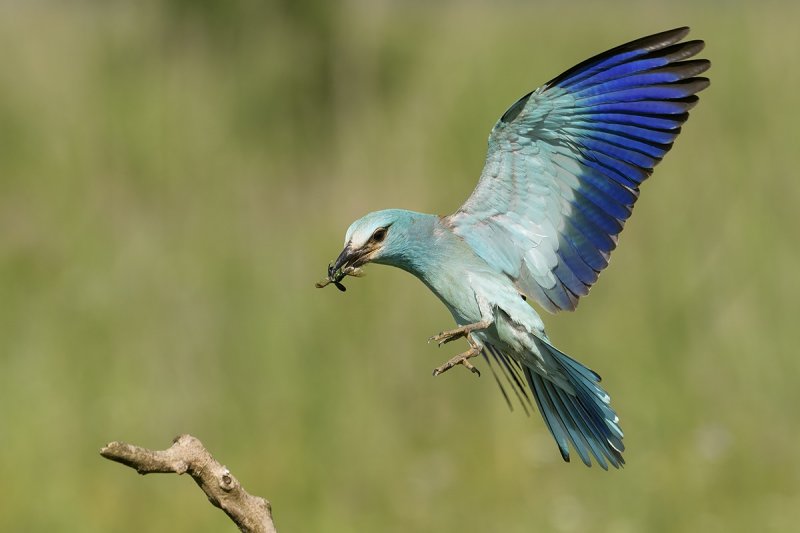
[100,434,276,533]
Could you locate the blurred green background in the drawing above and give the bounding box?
[1,1,798,531]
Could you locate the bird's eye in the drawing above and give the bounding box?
[370,227,388,243]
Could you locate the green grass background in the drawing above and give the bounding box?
[1,1,798,531]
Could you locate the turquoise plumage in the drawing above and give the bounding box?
[318,28,709,468]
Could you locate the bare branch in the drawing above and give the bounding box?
[100,434,276,533]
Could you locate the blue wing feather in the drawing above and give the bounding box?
[448,27,708,312]
[556,236,598,286]
[581,153,646,188]
[580,137,660,168]
[549,28,693,90]
[581,111,687,131]
[571,187,626,234]
[565,127,672,156]
[552,255,589,296]
[566,204,618,252]
[571,64,684,93]
[576,80,709,104]
[568,161,639,210]
[561,216,610,271]
[576,97,699,116]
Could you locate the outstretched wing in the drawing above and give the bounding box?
[446,28,709,312]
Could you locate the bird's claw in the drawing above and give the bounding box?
[427,320,491,346]
[428,328,466,346]
[432,351,481,377]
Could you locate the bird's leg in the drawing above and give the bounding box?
[428,319,491,346]
[432,334,483,377]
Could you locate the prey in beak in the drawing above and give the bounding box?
[314,244,367,292]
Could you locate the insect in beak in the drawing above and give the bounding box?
[315,261,364,292]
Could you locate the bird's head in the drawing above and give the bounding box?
[316,209,432,291]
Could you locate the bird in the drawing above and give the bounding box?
[316,27,709,469]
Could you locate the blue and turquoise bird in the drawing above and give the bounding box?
[318,28,709,468]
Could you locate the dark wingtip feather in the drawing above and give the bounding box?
[546,27,694,89]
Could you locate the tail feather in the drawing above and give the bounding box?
[554,385,611,470]
[481,339,624,468]
[527,370,575,462]
[526,339,625,469]
[483,345,532,415]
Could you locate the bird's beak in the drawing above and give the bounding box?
[331,242,373,273]
[331,244,355,275]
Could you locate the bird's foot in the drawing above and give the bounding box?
[432,346,481,377]
[428,327,467,346]
[428,320,491,346]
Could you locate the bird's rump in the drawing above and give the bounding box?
[445,27,710,313]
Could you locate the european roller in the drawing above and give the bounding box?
[317,28,709,469]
